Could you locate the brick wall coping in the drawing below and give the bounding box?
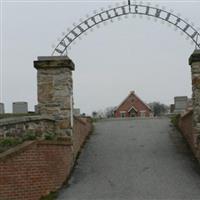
[0,141,35,161]
[0,115,55,126]
[74,116,92,125]
[37,138,73,146]
[181,109,193,119]
[74,116,87,125]
[0,139,73,161]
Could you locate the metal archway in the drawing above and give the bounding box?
[52,0,200,56]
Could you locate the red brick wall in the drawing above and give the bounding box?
[0,140,73,200]
[0,118,92,200]
[73,117,92,158]
[178,110,200,159]
[115,94,151,118]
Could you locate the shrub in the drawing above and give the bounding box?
[91,118,98,123]
[22,131,37,141]
[171,114,181,129]
[44,132,56,140]
[0,138,21,146]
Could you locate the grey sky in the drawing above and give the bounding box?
[1,0,200,115]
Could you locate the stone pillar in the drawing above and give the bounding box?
[189,50,200,139]
[34,56,75,136]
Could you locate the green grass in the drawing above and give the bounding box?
[0,138,22,153]
[0,132,37,153]
[44,132,56,140]
[0,131,57,153]
[40,191,58,200]
[21,131,37,141]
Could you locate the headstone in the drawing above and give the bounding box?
[73,108,80,116]
[34,105,39,113]
[0,103,5,114]
[13,102,28,114]
[174,96,188,113]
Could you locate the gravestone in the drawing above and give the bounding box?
[0,103,5,114]
[174,96,188,113]
[73,108,80,117]
[13,102,28,114]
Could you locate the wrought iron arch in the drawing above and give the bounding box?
[52,0,200,56]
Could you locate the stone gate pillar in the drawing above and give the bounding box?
[189,50,200,139]
[34,56,75,136]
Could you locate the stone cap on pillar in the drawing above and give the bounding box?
[34,56,75,70]
[189,50,200,65]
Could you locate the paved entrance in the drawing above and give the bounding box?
[57,118,200,200]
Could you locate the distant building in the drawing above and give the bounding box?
[114,91,153,118]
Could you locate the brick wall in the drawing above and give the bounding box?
[178,110,200,160]
[73,117,92,158]
[0,117,92,200]
[179,110,196,153]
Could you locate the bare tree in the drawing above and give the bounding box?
[148,102,169,116]
[104,107,115,118]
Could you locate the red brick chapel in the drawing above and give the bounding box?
[114,91,153,118]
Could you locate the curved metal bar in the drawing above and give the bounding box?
[52,2,200,56]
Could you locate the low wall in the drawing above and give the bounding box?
[73,117,92,158]
[0,115,56,139]
[178,110,200,160]
[0,117,92,200]
[0,140,73,200]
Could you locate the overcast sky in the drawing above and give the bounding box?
[1,0,200,115]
